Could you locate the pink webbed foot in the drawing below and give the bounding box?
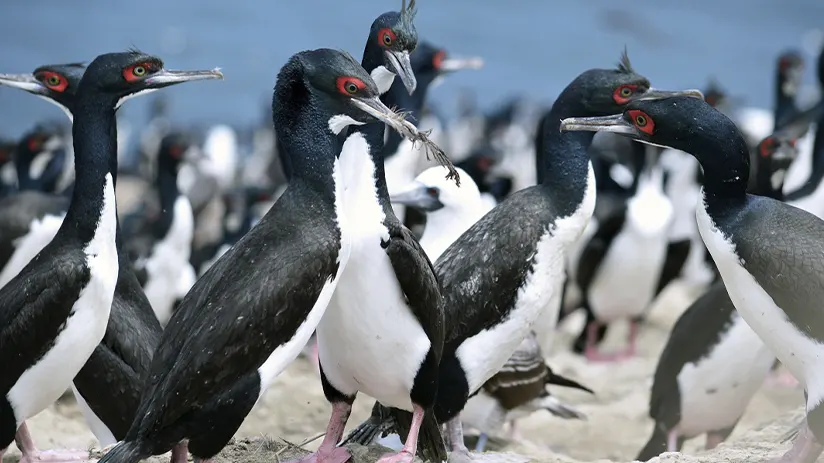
[286,446,351,463]
[377,450,415,463]
[19,449,89,462]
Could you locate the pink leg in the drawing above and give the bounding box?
[584,322,620,362]
[311,340,320,371]
[16,422,88,462]
[767,367,800,388]
[376,405,425,463]
[445,417,474,463]
[621,320,639,359]
[769,421,823,463]
[666,430,678,452]
[285,402,352,463]
[705,432,725,450]
[172,442,189,463]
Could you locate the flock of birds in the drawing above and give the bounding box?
[1,2,824,463]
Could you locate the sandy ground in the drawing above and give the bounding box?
[2,281,811,462]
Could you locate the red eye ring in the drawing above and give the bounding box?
[38,71,68,93]
[759,138,775,158]
[613,84,639,104]
[378,28,397,48]
[335,76,367,96]
[628,109,655,135]
[123,62,154,82]
[433,50,446,70]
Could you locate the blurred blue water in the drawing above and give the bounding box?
[0,0,823,138]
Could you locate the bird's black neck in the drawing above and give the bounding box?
[537,87,595,214]
[775,70,798,129]
[60,94,119,244]
[786,115,824,198]
[753,155,786,201]
[154,158,180,239]
[273,69,342,199]
[698,131,750,220]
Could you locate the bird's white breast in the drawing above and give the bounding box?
[7,173,119,425]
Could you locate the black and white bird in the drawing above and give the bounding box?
[573,145,673,362]
[559,94,824,463]
[461,331,592,452]
[312,3,458,462]
[98,48,440,463]
[127,131,197,325]
[345,53,702,462]
[0,64,85,281]
[390,165,491,261]
[0,51,220,463]
[635,133,799,461]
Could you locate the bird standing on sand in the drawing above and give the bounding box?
[560,95,824,463]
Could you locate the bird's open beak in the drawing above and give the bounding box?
[439,57,485,73]
[385,50,417,95]
[638,88,704,101]
[0,73,46,94]
[144,68,224,88]
[560,114,639,137]
[390,183,444,211]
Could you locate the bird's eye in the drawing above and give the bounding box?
[426,187,439,197]
[613,85,638,104]
[123,62,156,82]
[379,28,396,48]
[627,109,655,135]
[759,138,775,158]
[38,71,68,92]
[336,76,366,96]
[433,51,446,70]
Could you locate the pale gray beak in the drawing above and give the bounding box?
[639,87,704,101]
[560,114,637,136]
[0,73,46,94]
[351,96,421,141]
[390,183,444,212]
[439,57,485,72]
[385,50,417,95]
[144,68,224,88]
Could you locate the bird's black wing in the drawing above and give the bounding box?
[482,333,547,410]
[382,221,444,362]
[649,281,734,429]
[0,192,67,267]
[0,245,89,393]
[129,195,341,435]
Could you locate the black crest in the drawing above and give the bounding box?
[400,0,418,30]
[616,47,634,74]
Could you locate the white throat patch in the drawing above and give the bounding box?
[328,114,365,135]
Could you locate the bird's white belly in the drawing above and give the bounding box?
[589,229,668,322]
[675,314,775,437]
[456,229,567,394]
[318,241,431,410]
[0,213,64,288]
[698,205,824,410]
[7,175,118,425]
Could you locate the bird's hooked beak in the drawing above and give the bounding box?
[439,56,485,73]
[144,68,224,88]
[638,88,704,101]
[385,50,417,94]
[560,114,639,137]
[0,73,46,95]
[390,182,444,212]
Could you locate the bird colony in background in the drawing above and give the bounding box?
[0,1,822,463]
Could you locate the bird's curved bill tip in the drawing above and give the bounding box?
[386,50,417,95]
[0,73,44,93]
